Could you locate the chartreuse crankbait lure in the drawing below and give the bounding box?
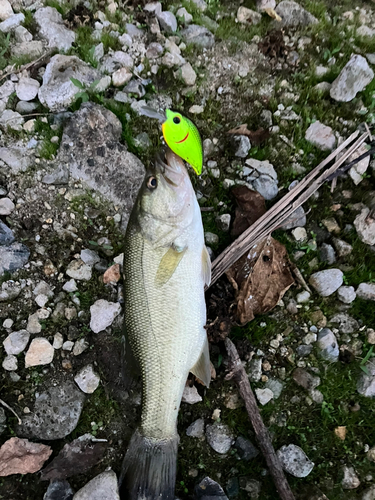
[138,106,203,175]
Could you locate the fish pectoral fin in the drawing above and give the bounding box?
[190,336,211,388]
[155,245,187,287]
[202,245,211,287]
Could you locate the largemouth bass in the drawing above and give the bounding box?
[119,149,211,500]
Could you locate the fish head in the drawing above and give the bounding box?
[136,149,196,246]
[162,110,203,176]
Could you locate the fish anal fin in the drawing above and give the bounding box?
[155,246,186,287]
[190,336,211,388]
[202,245,211,287]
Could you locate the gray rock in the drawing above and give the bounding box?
[15,77,40,101]
[80,249,100,266]
[182,384,202,404]
[195,477,228,499]
[66,259,92,281]
[277,444,314,477]
[186,418,205,438]
[281,206,306,230]
[0,197,14,215]
[265,378,284,399]
[123,80,146,98]
[238,477,261,498]
[243,158,278,200]
[237,6,261,24]
[178,62,197,86]
[11,40,44,58]
[232,135,251,158]
[337,286,356,304]
[190,0,207,11]
[73,470,119,500]
[255,387,273,405]
[296,344,313,357]
[156,10,177,32]
[357,361,375,398]
[319,243,336,264]
[3,330,30,355]
[293,368,320,390]
[14,25,32,43]
[313,81,332,93]
[42,165,69,185]
[234,436,259,460]
[341,465,360,489]
[0,110,24,131]
[206,423,235,454]
[38,55,102,112]
[18,381,85,440]
[309,269,343,296]
[275,1,318,27]
[134,132,151,150]
[296,290,311,303]
[74,364,100,394]
[55,103,144,228]
[216,214,231,232]
[305,121,336,151]
[176,7,192,24]
[34,7,75,51]
[146,42,163,59]
[90,299,121,333]
[2,354,17,371]
[0,280,21,301]
[330,55,374,103]
[43,479,74,500]
[362,485,375,500]
[0,220,15,246]
[0,242,30,276]
[181,24,215,48]
[354,208,375,246]
[332,238,353,257]
[16,100,39,115]
[357,282,375,301]
[0,408,6,435]
[330,313,359,334]
[316,328,339,362]
[0,12,24,32]
[100,51,133,74]
[0,0,13,21]
[248,358,262,382]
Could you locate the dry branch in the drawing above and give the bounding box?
[225,338,295,500]
[208,130,370,289]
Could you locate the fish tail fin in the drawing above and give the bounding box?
[119,429,179,500]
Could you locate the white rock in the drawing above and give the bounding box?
[330,55,374,103]
[35,293,48,308]
[156,11,177,32]
[114,253,124,266]
[73,338,89,356]
[189,104,204,114]
[181,384,202,404]
[80,249,100,266]
[90,299,121,333]
[25,338,54,368]
[12,40,43,58]
[179,62,196,86]
[3,318,13,329]
[2,354,17,371]
[0,12,24,32]
[62,341,74,351]
[3,330,30,355]
[357,283,375,301]
[112,67,132,87]
[0,110,24,131]
[255,388,273,405]
[73,470,120,500]
[66,259,92,281]
[317,328,339,362]
[15,77,40,102]
[277,444,314,477]
[27,312,42,334]
[0,197,15,215]
[354,208,375,246]
[53,332,64,349]
[237,6,261,24]
[0,0,13,21]
[348,144,370,185]
[296,291,310,303]
[176,7,192,24]
[337,286,356,304]
[34,7,75,51]
[206,423,235,454]
[342,465,361,489]
[305,121,336,151]
[309,269,343,297]
[74,364,100,394]
[63,279,78,292]
[292,227,307,241]
[14,25,32,42]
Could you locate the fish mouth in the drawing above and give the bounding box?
[155,149,186,187]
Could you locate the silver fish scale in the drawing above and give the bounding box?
[124,228,206,440]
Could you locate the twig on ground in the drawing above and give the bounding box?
[224,338,295,500]
[208,130,370,289]
[0,51,53,84]
[0,398,22,424]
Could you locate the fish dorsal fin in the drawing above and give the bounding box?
[202,245,211,287]
[190,335,211,388]
[155,246,187,287]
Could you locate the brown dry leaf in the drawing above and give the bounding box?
[227,125,270,146]
[258,30,288,59]
[231,186,267,239]
[226,236,294,325]
[264,7,282,21]
[41,435,107,481]
[0,438,52,476]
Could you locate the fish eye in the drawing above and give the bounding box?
[147,176,157,189]
[173,116,181,124]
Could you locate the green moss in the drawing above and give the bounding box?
[34,119,63,160]
[69,25,98,68]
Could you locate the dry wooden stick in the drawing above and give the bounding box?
[0,398,22,424]
[208,130,369,288]
[0,51,52,84]
[225,338,295,500]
